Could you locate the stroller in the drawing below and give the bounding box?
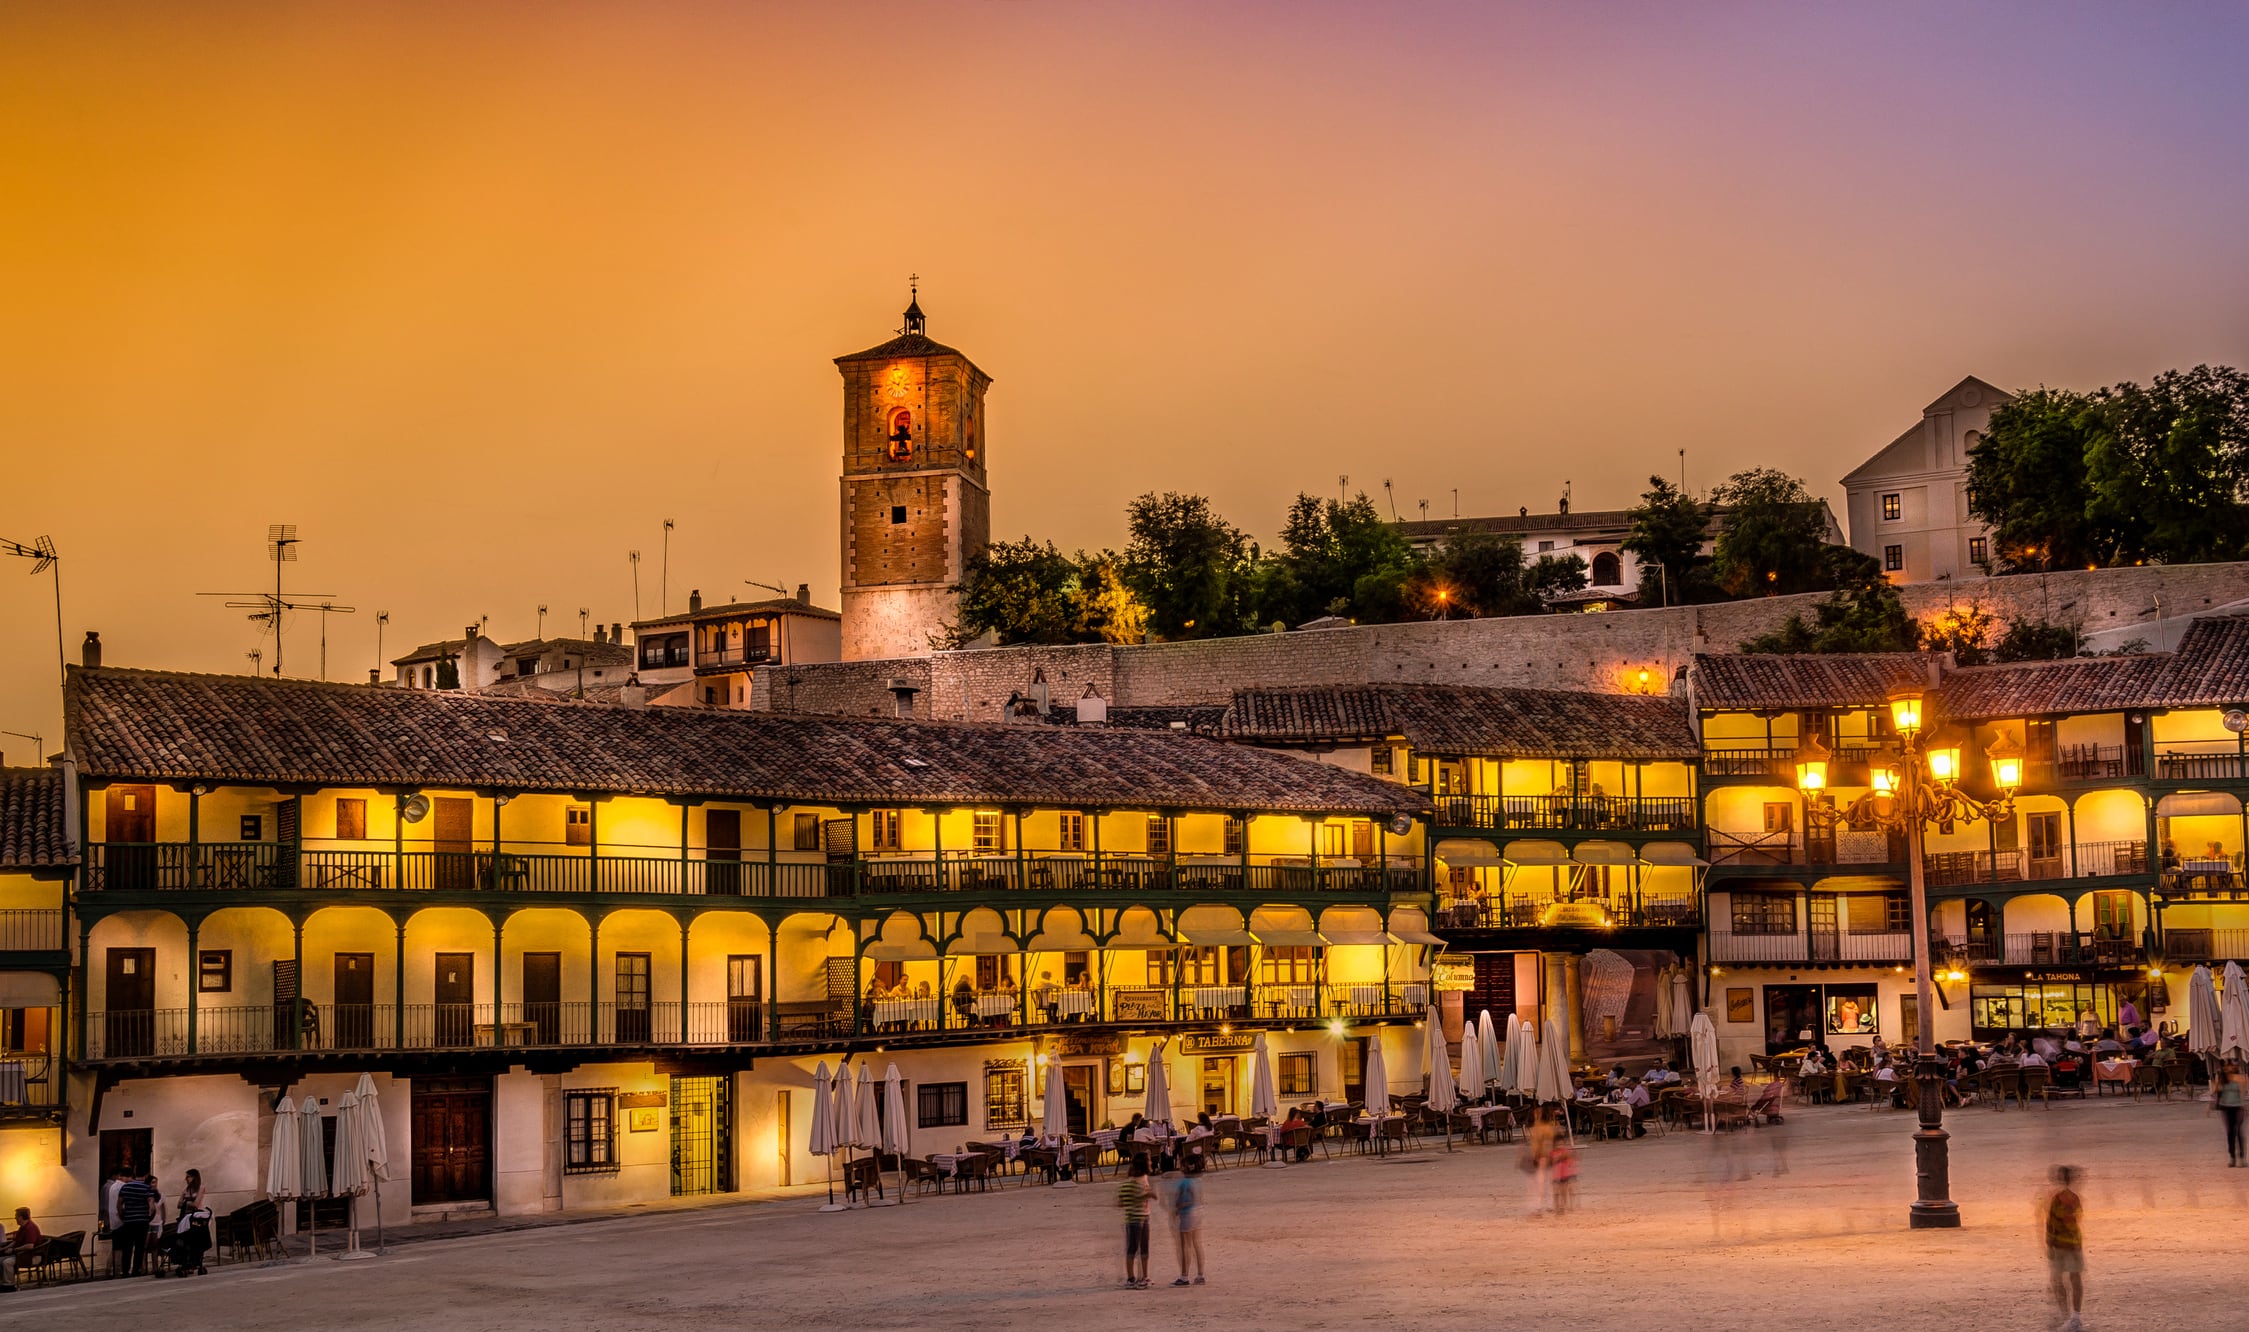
[156,1207,214,1277]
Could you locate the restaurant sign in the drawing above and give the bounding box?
[1113,991,1168,1022]
[1056,1032,1124,1056]
[1179,1032,1254,1054]
[617,1091,668,1110]
[1432,953,1475,993]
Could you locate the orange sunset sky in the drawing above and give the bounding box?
[5,3,2248,741]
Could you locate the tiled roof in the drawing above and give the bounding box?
[630,597,841,631]
[0,767,73,868]
[2155,616,2249,708]
[1691,654,1940,711]
[65,668,1424,818]
[1222,685,1697,760]
[1935,655,2175,720]
[1043,704,1229,734]
[500,638,634,669]
[833,331,979,367]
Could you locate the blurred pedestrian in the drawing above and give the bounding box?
[1521,1106,1557,1215]
[1549,1138,1578,1215]
[1165,1165,1204,1285]
[2212,1059,2246,1167]
[1116,1158,1151,1290]
[2043,1165,2084,1332]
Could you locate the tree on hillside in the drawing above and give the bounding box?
[2086,365,2249,565]
[1275,492,1421,623]
[1527,553,1590,600]
[1710,468,1839,596]
[1122,492,1252,639]
[1423,528,1532,618]
[1621,475,1714,606]
[941,538,1150,648]
[1964,386,2107,570]
[1739,561,1916,654]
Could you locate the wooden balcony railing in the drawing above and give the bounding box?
[84,843,1420,900]
[0,909,65,952]
[2156,928,2249,964]
[1923,840,2151,888]
[1705,929,1918,965]
[1432,794,1695,833]
[1435,890,1699,931]
[1936,932,2143,967]
[2153,743,2246,781]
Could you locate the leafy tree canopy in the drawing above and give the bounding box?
[1621,475,1715,606]
[1710,468,1839,596]
[1964,387,2108,570]
[942,538,1149,648]
[1275,492,1421,624]
[1122,492,1251,639]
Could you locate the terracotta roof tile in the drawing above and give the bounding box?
[0,767,72,868]
[1691,653,1941,711]
[1935,655,2174,720]
[65,667,1423,818]
[1222,684,1696,760]
[2156,616,2249,708]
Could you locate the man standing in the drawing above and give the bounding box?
[114,1173,159,1277]
[2044,1165,2084,1332]
[1116,1158,1151,1290]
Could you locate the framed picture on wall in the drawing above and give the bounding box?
[1725,988,1755,1023]
[628,1108,659,1133]
[1106,1057,1125,1096]
[1124,1063,1146,1095]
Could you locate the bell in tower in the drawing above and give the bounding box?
[902,282,926,336]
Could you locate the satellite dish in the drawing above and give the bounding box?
[1390,812,1416,837]
[2224,710,2247,735]
[401,794,431,824]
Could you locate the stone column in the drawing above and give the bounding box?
[1562,953,1587,1062]
[1541,953,1568,1042]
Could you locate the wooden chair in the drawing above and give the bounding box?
[2020,1065,2052,1107]
[954,1152,996,1193]
[901,1157,945,1195]
[2131,1064,2168,1100]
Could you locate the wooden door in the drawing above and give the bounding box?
[333,953,374,1049]
[775,1090,792,1188]
[707,809,742,896]
[433,797,475,891]
[614,953,651,1042]
[726,955,763,1042]
[522,952,561,1044]
[1808,893,1839,962]
[2093,891,2131,942]
[1341,1038,1367,1103]
[105,947,156,1058]
[410,1078,492,1206]
[2028,813,2065,881]
[105,785,158,889]
[1062,1064,1095,1136]
[434,952,474,1046]
[1201,1057,1235,1115]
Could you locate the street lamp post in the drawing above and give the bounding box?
[1794,686,2020,1231]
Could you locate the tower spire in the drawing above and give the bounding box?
[902,273,925,335]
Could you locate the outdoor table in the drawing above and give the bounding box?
[1342,985,1385,1011]
[1460,1104,1509,1142]
[2094,1058,2138,1087]
[874,998,939,1029]
[1267,984,1317,1014]
[0,1061,24,1103]
[1401,983,1429,1008]
[1052,990,1095,1019]
[974,994,1017,1019]
[1350,1114,1404,1155]
[2181,858,2233,885]
[1190,985,1244,1014]
[1090,1128,1121,1155]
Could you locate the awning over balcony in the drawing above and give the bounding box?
[1024,905,1098,952]
[864,939,937,962]
[1387,906,1444,946]
[1177,904,1254,947]
[2157,791,2241,818]
[946,934,1020,956]
[1500,839,1571,866]
[1434,838,1504,868]
[1254,929,1329,948]
[1639,841,1710,868]
[1572,841,1636,866]
[1320,905,1395,947]
[1250,906,1324,949]
[0,973,60,1007]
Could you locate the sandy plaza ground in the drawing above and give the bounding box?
[10,1093,2245,1331]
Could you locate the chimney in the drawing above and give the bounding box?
[593,624,606,645]
[886,677,921,718]
[620,680,648,709]
[795,583,811,605]
[368,668,380,685]
[464,625,480,645]
[81,631,102,669]
[1077,684,1108,726]
[611,622,623,643]
[1030,666,1050,717]
[689,589,703,614]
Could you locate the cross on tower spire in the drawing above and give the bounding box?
[901,274,925,335]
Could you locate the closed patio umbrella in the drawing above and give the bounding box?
[297,1091,329,1258]
[1457,1028,1485,1113]
[2221,962,2249,1063]
[1143,1040,1174,1130]
[1691,1011,1721,1133]
[810,1062,844,1213]
[882,1063,910,1205]
[1042,1057,1076,1188]
[833,1065,862,1207]
[1534,1018,1570,1104]
[267,1095,304,1202]
[1669,967,1696,1043]
[2189,965,2221,1077]
[331,1090,373,1261]
[1364,1036,1390,1118]
[854,1064,883,1204]
[1512,1016,1540,1098]
[1251,1034,1284,1168]
[1477,1011,1501,1098]
[1653,965,1676,1039]
[1425,1006,1459,1151]
[350,1074,391,1254]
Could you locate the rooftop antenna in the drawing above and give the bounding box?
[537,604,548,639]
[267,524,298,675]
[1452,489,1458,519]
[313,601,359,680]
[629,550,641,622]
[661,520,674,616]
[0,535,63,694]
[1382,479,1397,521]
[0,729,44,766]
[376,611,389,678]
[1337,474,1349,505]
[1678,448,1687,493]
[577,608,590,698]
[247,648,262,674]
[199,524,346,678]
[744,579,790,598]
[1418,499,1429,522]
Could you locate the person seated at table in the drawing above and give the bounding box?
[1800,1048,1827,1080]
[951,975,976,1015]
[2093,1031,2123,1056]
[2,1207,41,1291]
[1604,1064,1631,1090]
[1643,1060,1681,1084]
[913,980,932,1000]
[2151,1041,2178,1067]
[1276,1108,1311,1162]
[2019,1047,2048,1067]
[1870,1034,1889,1062]
[1726,1067,1746,1093]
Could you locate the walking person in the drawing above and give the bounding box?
[2212,1060,2247,1167]
[1166,1164,1205,1286]
[2044,1165,2085,1332]
[1521,1105,1557,1215]
[1116,1158,1152,1290]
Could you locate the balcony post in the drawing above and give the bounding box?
[290,915,305,1050]
[75,917,90,1063]
[394,793,406,892]
[766,922,780,1043]
[494,912,505,1025]
[394,917,407,1048]
[185,915,200,1055]
[187,787,201,887]
[767,805,778,899]
[589,913,603,1044]
[679,803,690,895]
[1309,818,1322,892]
[679,914,691,1040]
[588,800,601,894]
[1014,811,1026,893]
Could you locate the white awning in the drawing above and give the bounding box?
[1434,838,1504,868]
[1255,929,1329,948]
[1501,840,1572,866]
[0,972,61,1007]
[945,934,1020,956]
[863,940,936,962]
[1572,841,1637,866]
[1389,924,1445,946]
[1178,926,1259,947]
[1638,841,1710,868]
[1323,930,1399,948]
[2157,791,2242,818]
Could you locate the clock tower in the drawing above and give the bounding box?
[834,290,992,660]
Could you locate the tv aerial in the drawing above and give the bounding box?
[199,523,353,677]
